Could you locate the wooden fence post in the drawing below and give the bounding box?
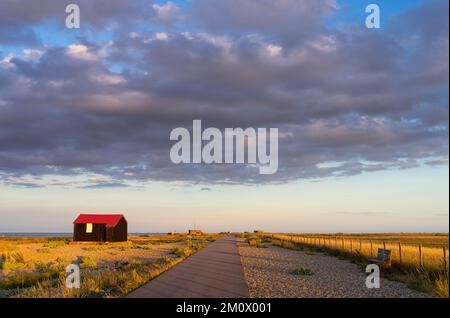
[359,239,362,252]
[342,238,344,251]
[350,240,353,253]
[419,244,423,268]
[444,248,447,273]
[383,241,386,250]
[370,240,373,258]
[398,242,402,265]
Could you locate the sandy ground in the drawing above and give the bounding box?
[0,236,184,271]
[238,241,431,298]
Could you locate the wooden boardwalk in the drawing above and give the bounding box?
[126,236,249,298]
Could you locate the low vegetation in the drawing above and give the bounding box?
[291,266,314,276]
[246,237,268,248]
[267,234,449,297]
[0,234,219,298]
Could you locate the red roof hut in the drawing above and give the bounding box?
[73,214,127,242]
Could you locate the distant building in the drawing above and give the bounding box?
[73,214,127,242]
[188,230,203,236]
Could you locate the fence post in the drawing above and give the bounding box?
[370,240,373,258]
[350,240,353,253]
[419,244,423,268]
[359,239,362,252]
[335,237,338,249]
[444,248,447,273]
[342,238,344,251]
[383,241,386,250]
[398,242,402,265]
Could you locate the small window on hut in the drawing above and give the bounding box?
[86,223,93,233]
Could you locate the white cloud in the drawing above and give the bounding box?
[265,44,282,57]
[153,1,178,16]
[152,1,181,24]
[66,44,98,61]
[91,74,125,85]
[0,54,15,69]
[128,32,140,39]
[308,35,338,53]
[155,32,169,40]
[23,49,44,59]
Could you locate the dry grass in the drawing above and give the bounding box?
[0,234,219,298]
[272,234,449,272]
[246,236,270,248]
[267,233,449,297]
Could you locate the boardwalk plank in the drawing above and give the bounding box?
[126,236,249,298]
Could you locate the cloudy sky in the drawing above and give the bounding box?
[0,0,448,233]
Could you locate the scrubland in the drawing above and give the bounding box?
[0,234,218,298]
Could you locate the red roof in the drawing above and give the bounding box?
[73,214,127,228]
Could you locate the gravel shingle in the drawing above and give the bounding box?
[238,241,430,298]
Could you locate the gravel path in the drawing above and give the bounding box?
[238,241,430,298]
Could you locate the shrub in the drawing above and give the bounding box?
[48,258,69,273]
[79,256,97,268]
[83,246,110,251]
[10,252,25,263]
[1,252,31,271]
[0,253,5,269]
[292,266,314,276]
[435,273,449,298]
[134,245,152,250]
[45,240,68,249]
[247,237,267,248]
[0,271,43,289]
[170,247,193,257]
[157,257,172,264]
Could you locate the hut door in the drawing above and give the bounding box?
[102,226,107,242]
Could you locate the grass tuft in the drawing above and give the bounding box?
[79,256,97,268]
[246,237,267,248]
[292,266,314,276]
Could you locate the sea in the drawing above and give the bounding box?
[0,233,164,238]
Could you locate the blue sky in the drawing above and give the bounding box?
[0,0,448,232]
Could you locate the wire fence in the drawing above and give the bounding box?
[270,234,449,273]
